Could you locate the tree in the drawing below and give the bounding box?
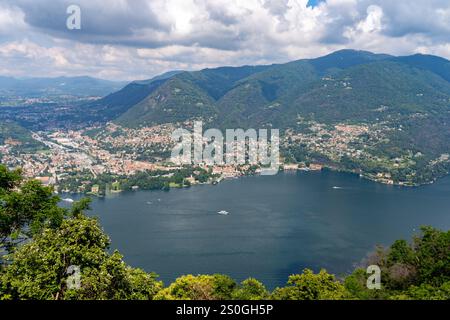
[344,268,390,300]
[346,227,450,299]
[0,165,67,255]
[0,214,162,300]
[271,269,347,300]
[231,278,269,300]
[413,227,450,286]
[387,240,416,266]
[390,282,450,300]
[0,166,22,191]
[155,274,236,300]
[384,240,418,290]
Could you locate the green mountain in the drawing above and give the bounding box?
[117,75,218,127]
[93,66,270,126]
[85,80,167,122]
[108,49,447,129]
[87,50,450,185]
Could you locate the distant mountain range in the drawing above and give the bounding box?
[85,50,450,129]
[0,76,127,98]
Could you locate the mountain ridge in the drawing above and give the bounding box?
[87,50,450,129]
[83,49,450,186]
[0,75,127,98]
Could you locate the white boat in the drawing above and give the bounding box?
[62,198,74,203]
[218,210,229,215]
[332,186,343,190]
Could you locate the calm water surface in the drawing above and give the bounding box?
[75,171,450,288]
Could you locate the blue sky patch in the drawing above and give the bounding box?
[307,0,325,7]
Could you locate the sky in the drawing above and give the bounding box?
[0,0,450,81]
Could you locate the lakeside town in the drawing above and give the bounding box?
[284,118,450,186]
[0,122,280,194]
[1,118,450,194]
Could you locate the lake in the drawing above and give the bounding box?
[76,170,450,289]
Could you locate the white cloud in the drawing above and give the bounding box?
[0,0,449,80]
[0,3,27,38]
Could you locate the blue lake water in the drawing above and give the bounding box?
[75,170,450,288]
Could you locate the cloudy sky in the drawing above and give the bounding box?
[0,0,450,81]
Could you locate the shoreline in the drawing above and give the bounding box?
[57,166,444,199]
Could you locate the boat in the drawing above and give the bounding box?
[62,198,74,203]
[332,186,343,190]
[217,210,229,215]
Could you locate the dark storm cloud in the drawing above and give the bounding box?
[3,0,252,49]
[20,0,167,34]
[6,0,170,45]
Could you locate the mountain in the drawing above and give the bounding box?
[117,75,218,127]
[0,76,127,98]
[88,66,270,126]
[103,50,450,129]
[96,51,394,127]
[83,49,450,185]
[393,54,450,83]
[83,71,185,122]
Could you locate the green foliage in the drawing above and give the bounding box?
[414,227,450,286]
[1,165,67,254]
[0,165,22,191]
[155,274,236,300]
[70,198,92,217]
[344,268,390,300]
[65,251,162,300]
[390,282,450,300]
[271,269,347,300]
[0,166,162,300]
[0,214,162,300]
[231,278,270,300]
[1,214,108,299]
[57,167,214,194]
[345,227,450,300]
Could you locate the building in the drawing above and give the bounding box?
[91,185,100,194]
[309,164,323,171]
[283,164,299,171]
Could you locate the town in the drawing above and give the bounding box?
[0,122,269,194]
[2,118,450,194]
